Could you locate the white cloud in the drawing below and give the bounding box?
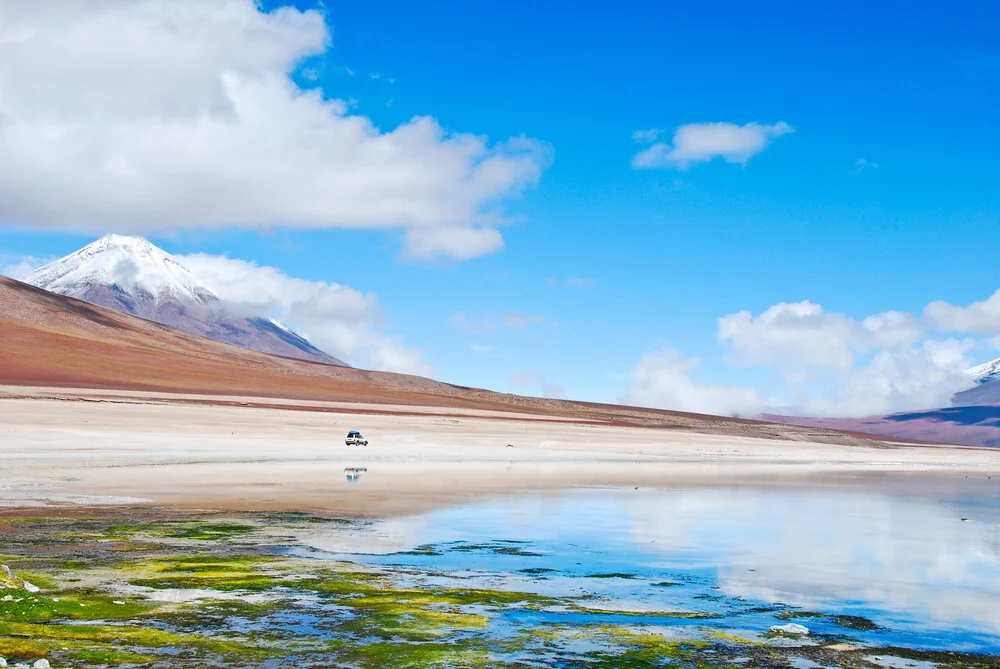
[718,301,858,373]
[926,290,1000,336]
[622,348,765,417]
[718,302,924,378]
[0,1,550,260]
[366,336,434,377]
[0,254,53,280]
[403,226,505,262]
[631,121,793,170]
[860,310,924,348]
[509,372,566,399]
[179,252,432,375]
[628,298,982,418]
[470,344,497,354]
[794,339,975,417]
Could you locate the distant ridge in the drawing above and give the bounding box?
[25,235,346,366]
[0,274,901,448]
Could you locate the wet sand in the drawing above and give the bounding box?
[2,387,998,517]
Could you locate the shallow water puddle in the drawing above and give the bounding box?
[0,477,998,667]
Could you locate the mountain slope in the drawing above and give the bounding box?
[953,382,1000,406]
[25,235,345,366]
[764,407,1000,448]
[953,357,1000,406]
[0,275,907,446]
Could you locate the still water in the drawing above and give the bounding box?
[300,475,1000,653]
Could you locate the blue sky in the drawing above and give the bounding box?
[1,0,998,415]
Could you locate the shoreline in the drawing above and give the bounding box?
[2,387,997,516]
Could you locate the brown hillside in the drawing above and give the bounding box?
[0,275,913,445]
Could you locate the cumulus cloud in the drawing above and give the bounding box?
[926,290,1000,336]
[0,254,53,280]
[794,339,975,417]
[0,1,550,260]
[622,348,764,416]
[717,301,924,377]
[509,372,566,399]
[403,226,506,262]
[718,301,859,373]
[626,298,985,418]
[179,253,432,375]
[631,121,793,169]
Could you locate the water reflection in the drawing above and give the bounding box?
[326,477,1000,650]
[624,485,1000,638]
[344,467,367,483]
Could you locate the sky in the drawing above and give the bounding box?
[1,0,999,417]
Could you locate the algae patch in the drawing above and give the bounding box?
[0,510,998,669]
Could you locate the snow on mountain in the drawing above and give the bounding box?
[954,356,1000,406]
[26,235,347,367]
[967,357,1000,386]
[29,235,218,306]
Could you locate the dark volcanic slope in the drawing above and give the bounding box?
[0,276,939,446]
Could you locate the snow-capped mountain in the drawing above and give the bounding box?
[28,235,219,317]
[953,356,1000,406]
[26,235,346,367]
[968,357,1000,386]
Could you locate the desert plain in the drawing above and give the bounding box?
[3,384,998,516]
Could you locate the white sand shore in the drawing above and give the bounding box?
[2,388,998,515]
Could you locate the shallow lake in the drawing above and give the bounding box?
[2,473,999,667]
[298,474,1000,654]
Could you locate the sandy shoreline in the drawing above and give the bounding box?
[2,387,998,516]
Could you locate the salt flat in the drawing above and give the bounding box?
[2,388,997,516]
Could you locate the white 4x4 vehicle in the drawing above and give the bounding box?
[345,430,368,446]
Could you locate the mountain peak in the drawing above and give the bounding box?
[27,235,217,305]
[25,235,347,367]
[968,357,1000,386]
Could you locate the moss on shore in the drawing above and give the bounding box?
[0,511,997,669]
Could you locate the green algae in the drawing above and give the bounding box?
[1,510,998,669]
[832,614,883,631]
[103,519,258,542]
[448,542,543,557]
[0,588,154,623]
[570,603,720,619]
